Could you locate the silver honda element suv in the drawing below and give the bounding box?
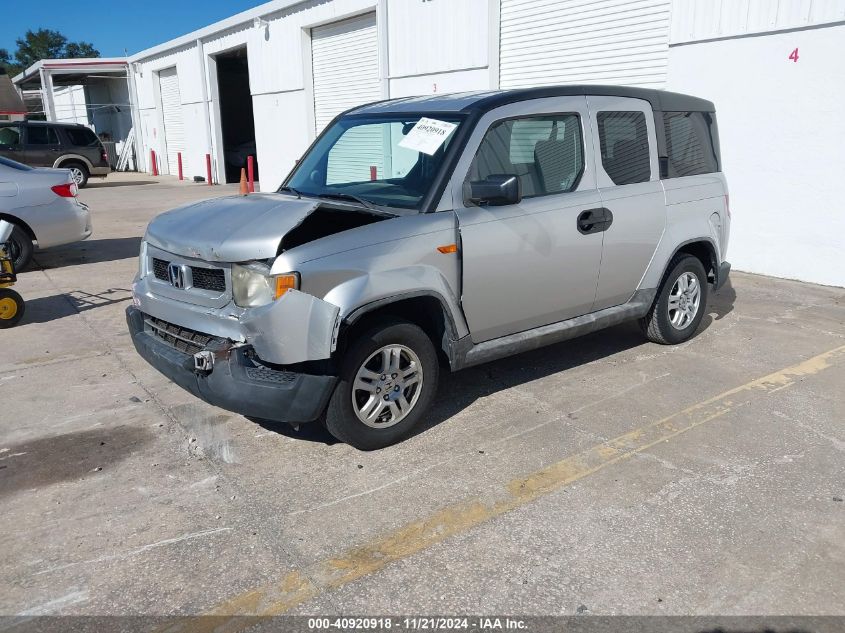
[128,86,730,449]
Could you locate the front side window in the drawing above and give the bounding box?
[26,126,59,145]
[664,112,719,177]
[286,114,464,211]
[597,111,650,185]
[468,114,584,197]
[0,125,22,148]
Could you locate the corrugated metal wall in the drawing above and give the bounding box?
[670,0,845,44]
[499,0,672,89]
[312,13,381,133]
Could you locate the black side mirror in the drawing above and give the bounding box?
[466,174,522,206]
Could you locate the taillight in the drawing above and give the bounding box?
[52,183,79,198]
[725,194,731,219]
[101,149,108,163]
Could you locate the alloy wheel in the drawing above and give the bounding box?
[351,344,424,428]
[668,271,701,330]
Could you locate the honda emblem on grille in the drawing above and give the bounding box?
[167,263,186,289]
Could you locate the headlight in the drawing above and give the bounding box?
[232,263,299,307]
[138,240,148,278]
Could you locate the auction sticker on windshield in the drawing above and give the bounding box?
[399,118,458,156]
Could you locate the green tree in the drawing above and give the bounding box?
[0,29,100,76]
[0,48,17,76]
[65,41,100,58]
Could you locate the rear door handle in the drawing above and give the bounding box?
[577,207,613,235]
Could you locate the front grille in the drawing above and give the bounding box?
[146,316,218,356]
[150,257,226,293]
[152,258,168,281]
[190,266,226,292]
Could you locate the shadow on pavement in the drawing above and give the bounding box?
[33,237,142,269]
[259,321,650,448]
[20,288,133,325]
[258,280,739,448]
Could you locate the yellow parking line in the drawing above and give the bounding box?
[159,344,845,632]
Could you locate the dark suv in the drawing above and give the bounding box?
[0,121,110,187]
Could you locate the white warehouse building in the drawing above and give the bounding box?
[128,0,845,287]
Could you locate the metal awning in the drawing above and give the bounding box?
[13,58,129,90]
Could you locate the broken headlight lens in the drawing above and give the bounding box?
[232,264,299,307]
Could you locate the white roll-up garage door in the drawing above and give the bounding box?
[158,67,185,176]
[499,0,671,89]
[312,13,381,133]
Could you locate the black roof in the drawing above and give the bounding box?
[16,120,91,128]
[351,85,715,116]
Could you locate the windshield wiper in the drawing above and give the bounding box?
[317,192,377,211]
[278,186,304,199]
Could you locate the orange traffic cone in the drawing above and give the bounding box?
[239,168,249,195]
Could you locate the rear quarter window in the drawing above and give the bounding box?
[62,127,100,147]
[663,112,720,177]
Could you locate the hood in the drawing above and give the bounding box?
[144,193,321,262]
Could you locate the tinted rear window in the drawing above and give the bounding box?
[63,127,100,147]
[663,112,720,177]
[596,111,651,185]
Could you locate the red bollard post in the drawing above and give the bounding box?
[177,152,183,180]
[247,155,255,193]
[150,150,158,176]
[370,165,377,181]
[205,154,212,186]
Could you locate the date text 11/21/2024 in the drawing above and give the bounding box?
[307,617,528,630]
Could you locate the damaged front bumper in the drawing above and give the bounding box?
[126,306,337,424]
[132,271,340,365]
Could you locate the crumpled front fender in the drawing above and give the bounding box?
[240,289,340,365]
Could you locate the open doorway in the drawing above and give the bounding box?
[215,47,258,184]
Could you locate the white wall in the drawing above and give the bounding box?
[131,0,493,191]
[670,0,845,44]
[667,23,845,287]
[129,0,844,287]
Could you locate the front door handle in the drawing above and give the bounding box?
[577,207,613,235]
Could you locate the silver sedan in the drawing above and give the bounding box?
[0,156,92,270]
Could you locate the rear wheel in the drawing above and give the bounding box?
[6,225,34,271]
[325,319,439,450]
[641,254,709,345]
[0,288,25,328]
[65,162,89,188]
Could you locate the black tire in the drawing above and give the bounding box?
[641,254,709,345]
[0,288,25,328]
[325,319,440,450]
[65,162,89,188]
[6,225,34,271]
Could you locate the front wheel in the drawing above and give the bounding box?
[325,319,440,450]
[641,254,709,345]
[0,288,25,328]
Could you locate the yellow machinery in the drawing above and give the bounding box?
[0,220,24,328]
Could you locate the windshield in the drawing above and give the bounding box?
[284,114,464,212]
